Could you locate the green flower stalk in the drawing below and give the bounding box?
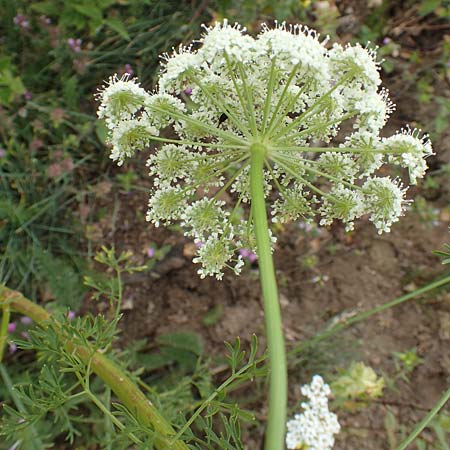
[97,20,432,449]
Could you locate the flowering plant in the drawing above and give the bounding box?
[286,376,340,450]
[97,20,432,449]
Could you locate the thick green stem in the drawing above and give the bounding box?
[250,143,287,450]
[0,286,188,450]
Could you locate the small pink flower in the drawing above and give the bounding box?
[50,107,65,123]
[68,310,75,320]
[238,248,257,262]
[184,87,193,95]
[67,38,82,53]
[239,248,250,258]
[7,322,17,333]
[30,138,44,151]
[146,247,155,258]
[13,14,30,29]
[40,15,51,25]
[20,316,32,325]
[124,64,134,76]
[47,162,63,178]
[9,342,17,354]
[20,331,30,340]
[298,221,313,232]
[60,157,74,172]
[23,91,32,101]
[247,252,257,263]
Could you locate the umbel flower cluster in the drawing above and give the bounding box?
[286,375,340,450]
[97,20,433,279]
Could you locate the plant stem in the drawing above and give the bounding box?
[0,286,189,450]
[250,143,287,450]
[395,385,450,450]
[170,351,265,444]
[0,302,10,362]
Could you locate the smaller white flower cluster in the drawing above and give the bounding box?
[384,127,433,184]
[286,375,340,450]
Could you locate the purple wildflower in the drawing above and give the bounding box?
[239,248,257,262]
[20,331,30,340]
[247,252,257,263]
[13,14,30,29]
[40,15,51,25]
[124,64,134,76]
[20,316,33,325]
[146,247,155,258]
[7,322,17,333]
[68,310,75,320]
[239,248,250,258]
[184,87,193,95]
[9,342,17,354]
[23,91,32,101]
[67,38,82,53]
[298,221,313,232]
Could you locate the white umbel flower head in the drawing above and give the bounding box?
[159,45,203,93]
[329,43,381,88]
[96,19,432,279]
[363,177,409,233]
[383,127,434,184]
[286,375,340,450]
[110,118,157,165]
[97,74,150,128]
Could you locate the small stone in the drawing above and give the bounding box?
[183,242,197,258]
[121,298,134,310]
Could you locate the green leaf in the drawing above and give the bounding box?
[139,353,170,371]
[0,70,25,105]
[72,4,103,22]
[384,409,398,449]
[433,244,450,264]
[156,331,204,356]
[103,18,130,41]
[0,56,12,72]
[30,1,59,16]
[62,76,78,109]
[419,0,442,16]
[161,347,198,371]
[202,304,223,326]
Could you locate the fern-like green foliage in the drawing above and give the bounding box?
[0,248,268,449]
